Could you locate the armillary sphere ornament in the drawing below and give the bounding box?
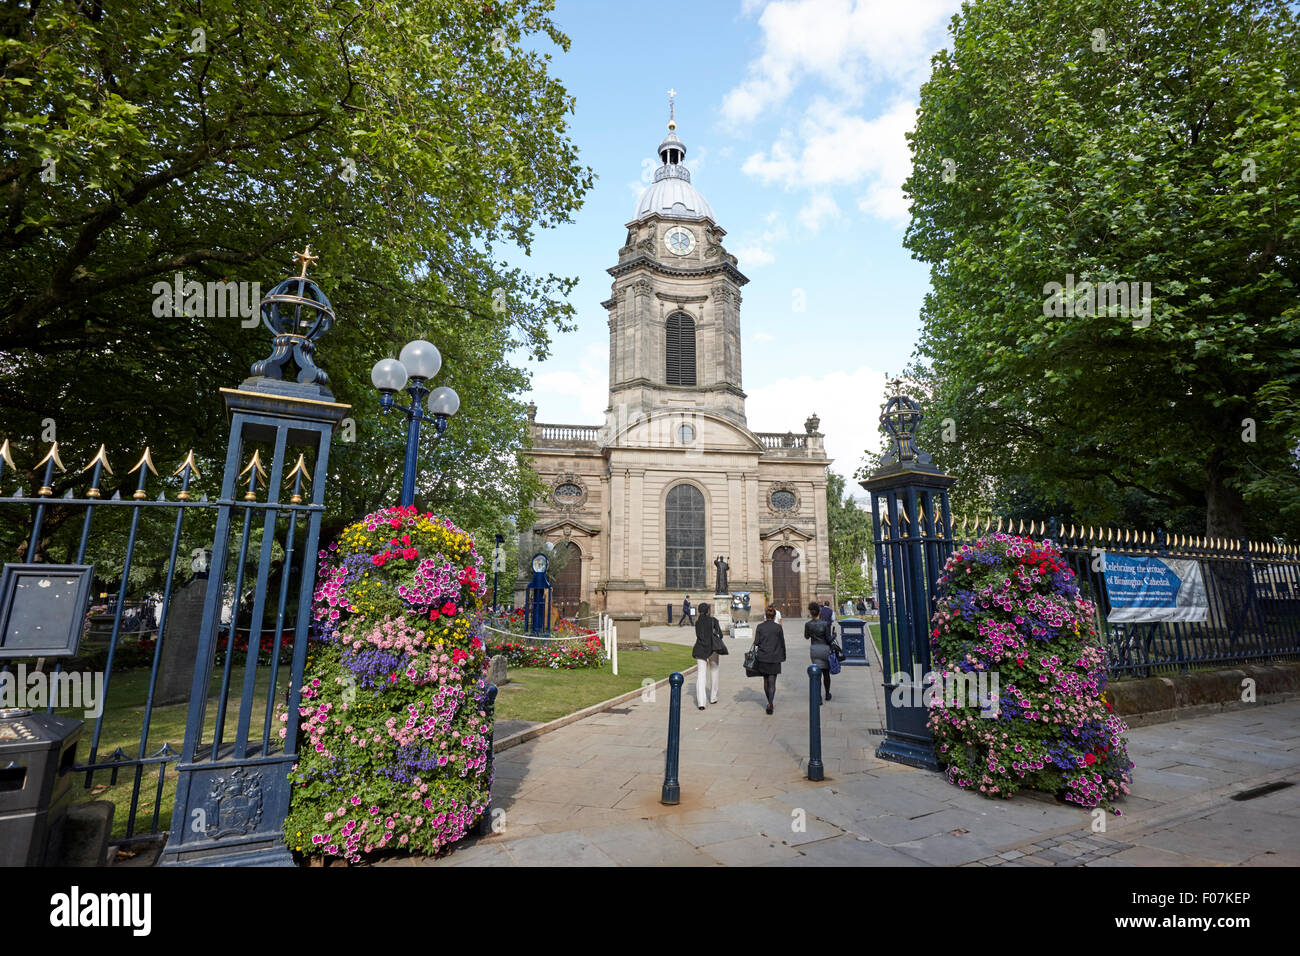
[249,245,335,388]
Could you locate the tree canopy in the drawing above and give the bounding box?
[898,0,1300,542]
[1,0,592,546]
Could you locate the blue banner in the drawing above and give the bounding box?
[1101,553,1209,622]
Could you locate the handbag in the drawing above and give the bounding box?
[827,644,842,675]
[711,617,729,655]
[743,640,760,672]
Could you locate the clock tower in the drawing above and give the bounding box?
[520,102,834,626]
[601,115,749,433]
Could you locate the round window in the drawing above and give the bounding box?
[554,483,583,502]
[770,490,796,511]
[677,424,695,443]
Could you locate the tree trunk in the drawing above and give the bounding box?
[1205,463,1247,540]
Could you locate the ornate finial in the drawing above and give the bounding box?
[667,88,677,130]
[247,246,335,395]
[293,244,320,278]
[171,449,202,481]
[285,453,311,504]
[35,442,67,473]
[80,444,114,475]
[804,412,820,435]
[128,447,157,499]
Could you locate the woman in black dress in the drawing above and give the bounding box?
[804,601,833,703]
[752,606,787,714]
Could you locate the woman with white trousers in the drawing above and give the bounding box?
[691,603,728,709]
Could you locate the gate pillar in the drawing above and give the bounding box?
[859,385,955,772]
[160,255,349,866]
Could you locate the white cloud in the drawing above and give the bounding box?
[722,0,960,126]
[741,98,915,226]
[798,192,841,233]
[733,215,789,268]
[528,342,608,423]
[752,330,776,343]
[746,364,890,480]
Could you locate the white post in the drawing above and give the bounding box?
[612,617,619,676]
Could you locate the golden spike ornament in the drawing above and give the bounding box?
[172,450,202,501]
[240,449,268,502]
[128,447,158,499]
[285,454,312,504]
[35,441,66,495]
[0,439,16,473]
[79,444,114,498]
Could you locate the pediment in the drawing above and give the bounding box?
[760,524,814,541]
[609,408,764,452]
[535,518,599,536]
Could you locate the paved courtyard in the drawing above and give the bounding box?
[385,621,1300,867]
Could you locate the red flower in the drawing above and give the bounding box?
[403,548,418,560]
[441,601,457,616]
[428,609,441,622]
[401,534,411,546]
[1083,753,1097,766]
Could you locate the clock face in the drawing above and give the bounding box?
[665,227,695,256]
[531,553,548,573]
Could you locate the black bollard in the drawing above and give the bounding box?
[807,665,824,781]
[662,672,684,804]
[475,681,500,837]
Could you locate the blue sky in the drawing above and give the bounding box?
[511,0,964,487]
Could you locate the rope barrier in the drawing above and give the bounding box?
[480,623,601,643]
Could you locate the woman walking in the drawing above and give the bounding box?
[692,603,728,710]
[751,607,786,714]
[804,601,834,703]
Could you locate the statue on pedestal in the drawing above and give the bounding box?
[713,555,729,596]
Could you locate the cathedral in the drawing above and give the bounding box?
[518,110,832,623]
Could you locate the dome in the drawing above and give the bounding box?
[634,175,716,222]
[633,124,716,222]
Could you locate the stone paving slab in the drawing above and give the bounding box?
[381,626,1300,867]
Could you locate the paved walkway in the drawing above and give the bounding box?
[385,621,1300,867]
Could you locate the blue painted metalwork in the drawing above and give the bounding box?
[952,521,1300,677]
[806,665,824,781]
[835,617,871,667]
[525,553,552,636]
[661,672,683,804]
[474,682,499,837]
[860,384,954,772]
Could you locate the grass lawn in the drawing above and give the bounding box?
[494,641,699,724]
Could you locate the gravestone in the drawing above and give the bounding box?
[157,574,207,707]
[488,654,508,686]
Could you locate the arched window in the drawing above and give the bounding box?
[665,313,696,386]
[665,484,706,590]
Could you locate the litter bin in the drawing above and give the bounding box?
[0,709,81,866]
[836,618,871,667]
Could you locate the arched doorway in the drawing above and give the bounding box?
[771,546,801,618]
[550,541,583,620]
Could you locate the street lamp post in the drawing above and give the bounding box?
[371,339,460,508]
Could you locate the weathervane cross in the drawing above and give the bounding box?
[667,88,676,122]
[293,244,320,278]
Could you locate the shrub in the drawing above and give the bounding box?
[928,533,1133,811]
[283,505,492,864]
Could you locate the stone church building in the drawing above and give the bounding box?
[518,115,832,623]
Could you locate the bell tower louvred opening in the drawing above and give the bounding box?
[665,313,696,386]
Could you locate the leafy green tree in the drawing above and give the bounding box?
[900,0,1300,542]
[0,0,591,552]
[827,471,874,604]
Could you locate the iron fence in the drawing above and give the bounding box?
[0,438,318,843]
[952,518,1300,678]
